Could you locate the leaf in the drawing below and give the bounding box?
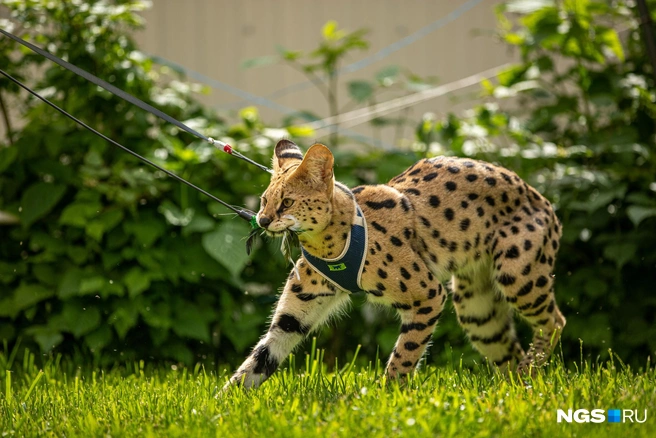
[32,264,58,286]
[149,326,169,347]
[584,277,608,298]
[123,216,165,247]
[570,313,610,347]
[160,341,193,364]
[370,116,399,127]
[62,303,101,338]
[27,327,63,352]
[497,65,529,88]
[286,125,315,138]
[481,78,496,94]
[0,261,22,285]
[86,209,124,241]
[347,80,374,103]
[79,276,105,295]
[85,222,105,242]
[241,55,279,69]
[603,242,637,269]
[280,49,302,61]
[220,294,266,352]
[322,20,345,41]
[222,320,262,352]
[375,65,401,86]
[599,27,624,62]
[0,297,16,318]
[625,193,656,206]
[246,228,259,256]
[202,221,251,278]
[177,243,226,282]
[84,149,103,167]
[569,185,626,213]
[172,303,210,342]
[0,145,18,173]
[504,33,525,45]
[140,301,172,329]
[182,214,215,236]
[159,201,194,226]
[110,306,139,339]
[626,206,656,227]
[20,182,67,228]
[67,246,89,265]
[124,267,151,297]
[13,283,55,313]
[58,268,83,298]
[84,325,113,353]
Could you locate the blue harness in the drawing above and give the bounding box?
[301,204,368,293]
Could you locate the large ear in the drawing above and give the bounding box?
[273,139,303,172]
[293,143,334,194]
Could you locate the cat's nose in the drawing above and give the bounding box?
[258,216,272,228]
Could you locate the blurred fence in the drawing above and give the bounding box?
[133,0,514,134]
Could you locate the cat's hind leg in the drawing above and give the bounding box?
[452,265,524,369]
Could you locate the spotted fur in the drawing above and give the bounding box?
[225,140,566,389]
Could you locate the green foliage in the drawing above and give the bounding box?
[1,0,654,374]
[0,0,306,366]
[413,0,656,366]
[245,21,433,147]
[1,350,655,437]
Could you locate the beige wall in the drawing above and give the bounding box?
[0,1,514,147]
[134,0,515,147]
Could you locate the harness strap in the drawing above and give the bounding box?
[301,203,368,293]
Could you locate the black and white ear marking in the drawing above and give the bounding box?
[274,139,304,171]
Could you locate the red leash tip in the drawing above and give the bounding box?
[223,144,233,154]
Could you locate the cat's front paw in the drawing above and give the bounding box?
[221,370,267,393]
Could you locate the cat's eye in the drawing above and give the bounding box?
[282,198,294,208]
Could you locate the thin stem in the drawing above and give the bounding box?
[394,106,411,147]
[577,61,595,134]
[287,61,330,99]
[0,91,13,146]
[327,70,339,147]
[367,97,381,150]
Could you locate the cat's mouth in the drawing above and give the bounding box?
[263,224,303,238]
[265,229,304,239]
[246,228,300,257]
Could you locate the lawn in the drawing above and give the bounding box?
[0,347,654,437]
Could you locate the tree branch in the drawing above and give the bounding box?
[636,0,656,83]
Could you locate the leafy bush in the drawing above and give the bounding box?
[2,0,654,371]
[0,0,304,366]
[244,20,435,149]
[413,0,656,367]
[251,0,656,369]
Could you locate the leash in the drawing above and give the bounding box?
[0,28,271,175]
[0,28,270,230]
[0,68,259,228]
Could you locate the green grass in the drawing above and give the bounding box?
[0,347,654,437]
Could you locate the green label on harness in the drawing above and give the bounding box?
[328,263,347,271]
